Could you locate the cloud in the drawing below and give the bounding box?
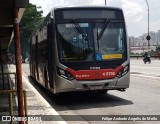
[43,0,96,7]
[106,0,150,37]
[122,0,144,21]
[90,0,104,5]
[107,0,144,22]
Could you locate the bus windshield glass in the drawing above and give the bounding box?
[57,20,126,62]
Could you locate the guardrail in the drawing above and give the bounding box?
[130,55,160,58]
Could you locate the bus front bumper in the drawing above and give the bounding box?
[55,72,130,93]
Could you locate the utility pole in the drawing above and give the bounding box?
[145,0,150,52]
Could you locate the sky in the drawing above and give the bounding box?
[30,0,160,37]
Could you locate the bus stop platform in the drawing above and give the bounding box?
[0,64,67,124]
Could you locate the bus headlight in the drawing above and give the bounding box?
[117,65,129,78]
[57,67,74,80]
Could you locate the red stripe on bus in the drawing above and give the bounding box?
[66,66,123,80]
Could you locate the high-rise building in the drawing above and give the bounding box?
[155,30,160,45]
[129,30,160,47]
[128,36,135,46]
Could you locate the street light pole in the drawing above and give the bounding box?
[145,0,150,52]
[105,0,106,6]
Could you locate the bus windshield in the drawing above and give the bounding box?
[57,20,126,62]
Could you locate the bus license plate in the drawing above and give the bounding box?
[89,86,102,90]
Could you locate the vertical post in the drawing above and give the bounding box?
[13,7,24,124]
[145,0,150,52]
[105,0,106,6]
[23,90,28,124]
[147,2,150,51]
[9,92,13,124]
[0,41,5,89]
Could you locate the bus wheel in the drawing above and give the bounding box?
[97,90,108,94]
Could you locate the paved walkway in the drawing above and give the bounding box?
[0,64,67,124]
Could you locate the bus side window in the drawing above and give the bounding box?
[47,21,55,60]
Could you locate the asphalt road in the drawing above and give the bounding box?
[22,59,160,124]
[130,58,160,76]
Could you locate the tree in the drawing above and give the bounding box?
[20,3,43,60]
[155,46,160,52]
[150,49,155,56]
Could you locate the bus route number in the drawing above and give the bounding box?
[102,72,115,76]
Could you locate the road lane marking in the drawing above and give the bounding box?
[131,74,160,80]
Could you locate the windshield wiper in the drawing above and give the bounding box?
[71,19,87,40]
[96,19,109,51]
[97,19,109,40]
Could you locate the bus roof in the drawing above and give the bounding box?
[51,6,123,20]
[52,6,122,12]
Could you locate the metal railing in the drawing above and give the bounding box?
[0,69,28,124]
[0,90,28,124]
[0,72,17,90]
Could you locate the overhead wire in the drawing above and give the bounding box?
[126,6,160,21]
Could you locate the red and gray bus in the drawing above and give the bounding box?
[30,6,130,94]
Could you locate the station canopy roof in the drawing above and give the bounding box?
[0,0,28,51]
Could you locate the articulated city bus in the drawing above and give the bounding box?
[29,6,130,94]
